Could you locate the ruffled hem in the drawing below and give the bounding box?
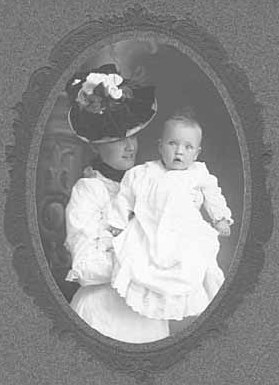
[111,262,221,320]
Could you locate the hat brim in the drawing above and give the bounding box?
[68,99,157,144]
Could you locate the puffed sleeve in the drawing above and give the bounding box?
[108,167,137,229]
[199,163,234,225]
[64,178,114,286]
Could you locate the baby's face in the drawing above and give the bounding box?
[159,120,201,170]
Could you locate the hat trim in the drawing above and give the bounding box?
[67,99,157,144]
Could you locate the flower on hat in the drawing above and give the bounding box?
[73,71,130,114]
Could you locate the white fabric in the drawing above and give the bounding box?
[64,169,169,343]
[109,160,233,320]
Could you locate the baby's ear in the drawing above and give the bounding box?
[157,138,162,154]
[195,146,202,159]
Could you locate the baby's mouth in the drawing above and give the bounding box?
[173,157,183,163]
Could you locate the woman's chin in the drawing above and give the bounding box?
[115,159,135,170]
[124,162,135,170]
[123,158,136,169]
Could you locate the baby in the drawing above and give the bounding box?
[108,111,233,321]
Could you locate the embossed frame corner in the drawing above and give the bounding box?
[4,4,273,384]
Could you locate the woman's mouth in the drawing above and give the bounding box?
[122,154,135,160]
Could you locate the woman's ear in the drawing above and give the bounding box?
[89,143,100,157]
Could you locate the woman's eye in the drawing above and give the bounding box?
[168,141,176,145]
[185,145,193,150]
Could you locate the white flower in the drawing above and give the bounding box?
[107,73,123,87]
[83,73,107,94]
[76,71,124,106]
[108,86,123,99]
[102,73,123,99]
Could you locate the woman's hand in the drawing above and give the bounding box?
[214,219,231,237]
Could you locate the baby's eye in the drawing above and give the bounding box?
[185,144,194,150]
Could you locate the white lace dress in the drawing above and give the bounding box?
[64,168,169,343]
[109,160,233,320]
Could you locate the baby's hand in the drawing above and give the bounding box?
[214,219,231,237]
[107,225,123,237]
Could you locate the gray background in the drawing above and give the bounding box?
[1,1,279,384]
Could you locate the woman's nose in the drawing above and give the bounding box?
[125,137,137,151]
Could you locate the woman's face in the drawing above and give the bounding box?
[94,135,138,170]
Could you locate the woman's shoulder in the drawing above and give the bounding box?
[67,176,110,210]
[72,174,108,197]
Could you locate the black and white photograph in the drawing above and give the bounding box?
[1,3,277,385]
[36,39,243,343]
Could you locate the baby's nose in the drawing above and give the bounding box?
[175,144,184,154]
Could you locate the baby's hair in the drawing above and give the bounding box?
[164,106,203,144]
[168,106,201,128]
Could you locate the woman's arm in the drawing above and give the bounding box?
[64,178,113,286]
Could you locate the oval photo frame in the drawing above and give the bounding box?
[5,5,272,383]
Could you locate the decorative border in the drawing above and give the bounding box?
[4,5,273,384]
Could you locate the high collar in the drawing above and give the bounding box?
[92,159,125,182]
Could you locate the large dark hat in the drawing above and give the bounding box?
[65,63,157,143]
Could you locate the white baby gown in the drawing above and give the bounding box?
[109,160,233,320]
[64,168,169,343]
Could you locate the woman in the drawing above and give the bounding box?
[64,64,169,343]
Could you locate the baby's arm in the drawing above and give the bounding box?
[200,164,233,236]
[108,167,137,232]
